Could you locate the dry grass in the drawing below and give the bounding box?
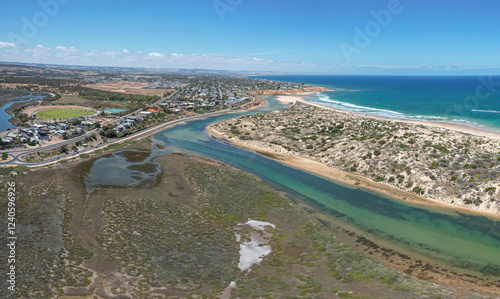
[86,81,172,96]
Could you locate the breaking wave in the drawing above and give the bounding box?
[471,109,500,114]
[309,93,500,132]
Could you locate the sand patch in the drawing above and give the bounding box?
[87,81,172,96]
[275,95,300,104]
[235,219,276,271]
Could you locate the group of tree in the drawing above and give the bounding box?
[99,125,117,138]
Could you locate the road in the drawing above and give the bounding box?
[0,108,236,166]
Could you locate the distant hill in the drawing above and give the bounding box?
[0,61,293,76]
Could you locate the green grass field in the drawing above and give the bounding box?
[36,108,96,119]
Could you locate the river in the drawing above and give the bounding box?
[0,90,48,132]
[86,98,500,279]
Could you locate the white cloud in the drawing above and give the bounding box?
[0,43,333,72]
[1,42,500,74]
[148,52,164,58]
[0,42,382,73]
[0,41,16,48]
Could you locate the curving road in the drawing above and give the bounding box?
[0,108,236,166]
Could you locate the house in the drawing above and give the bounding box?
[123,119,136,126]
[140,111,152,116]
[81,121,95,126]
[59,123,70,130]
[7,132,20,139]
[1,137,13,144]
[75,125,89,133]
[20,129,33,137]
[57,130,67,137]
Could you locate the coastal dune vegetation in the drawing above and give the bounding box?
[211,102,500,215]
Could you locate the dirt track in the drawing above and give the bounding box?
[85,81,172,96]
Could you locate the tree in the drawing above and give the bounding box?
[1,152,8,160]
[59,145,68,154]
[105,129,117,138]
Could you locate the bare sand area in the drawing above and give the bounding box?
[210,94,500,218]
[208,126,500,220]
[276,95,500,140]
[86,81,172,96]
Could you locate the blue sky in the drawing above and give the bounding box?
[1,0,500,74]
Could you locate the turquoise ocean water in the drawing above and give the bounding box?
[254,75,500,132]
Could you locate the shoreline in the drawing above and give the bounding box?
[207,125,500,220]
[209,93,500,218]
[279,93,500,141]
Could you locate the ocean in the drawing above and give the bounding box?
[253,75,500,132]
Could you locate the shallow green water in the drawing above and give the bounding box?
[85,150,161,191]
[87,98,500,277]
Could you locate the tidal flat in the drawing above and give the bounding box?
[0,141,487,298]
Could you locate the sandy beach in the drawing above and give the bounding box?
[209,93,500,218]
[208,125,500,219]
[275,94,500,140]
